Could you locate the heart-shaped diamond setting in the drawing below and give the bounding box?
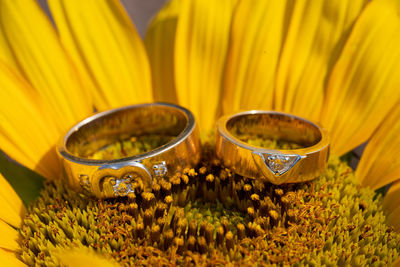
[92,162,153,198]
[112,174,135,196]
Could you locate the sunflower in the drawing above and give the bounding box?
[1,0,400,265]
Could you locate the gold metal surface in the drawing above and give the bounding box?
[216,111,329,184]
[57,103,201,198]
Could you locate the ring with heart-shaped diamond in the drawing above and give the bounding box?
[57,103,201,198]
[216,111,329,184]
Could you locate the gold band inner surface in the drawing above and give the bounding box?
[226,113,321,149]
[66,106,188,159]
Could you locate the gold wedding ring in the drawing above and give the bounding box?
[216,111,329,184]
[57,103,201,198]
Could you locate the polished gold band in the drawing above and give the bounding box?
[57,103,201,198]
[216,111,329,184]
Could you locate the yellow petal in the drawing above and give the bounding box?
[0,0,93,132]
[48,0,153,111]
[0,173,26,228]
[275,0,367,122]
[386,204,400,233]
[53,247,119,267]
[222,0,288,115]
[392,255,400,267]
[0,62,61,179]
[0,249,25,267]
[145,0,180,104]
[383,181,400,219]
[0,28,17,69]
[320,0,400,156]
[175,0,237,131]
[0,220,20,251]
[356,104,400,190]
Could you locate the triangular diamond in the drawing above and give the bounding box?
[265,154,301,176]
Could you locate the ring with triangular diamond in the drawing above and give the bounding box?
[215,111,330,184]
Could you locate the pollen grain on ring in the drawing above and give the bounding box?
[17,139,400,266]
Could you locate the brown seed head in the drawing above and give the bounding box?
[216,226,224,246]
[243,184,252,192]
[151,225,161,243]
[199,166,207,175]
[181,174,189,184]
[237,224,246,240]
[206,174,215,183]
[188,169,197,177]
[164,195,173,205]
[225,231,234,251]
[269,210,279,221]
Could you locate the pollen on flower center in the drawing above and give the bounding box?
[17,141,400,266]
